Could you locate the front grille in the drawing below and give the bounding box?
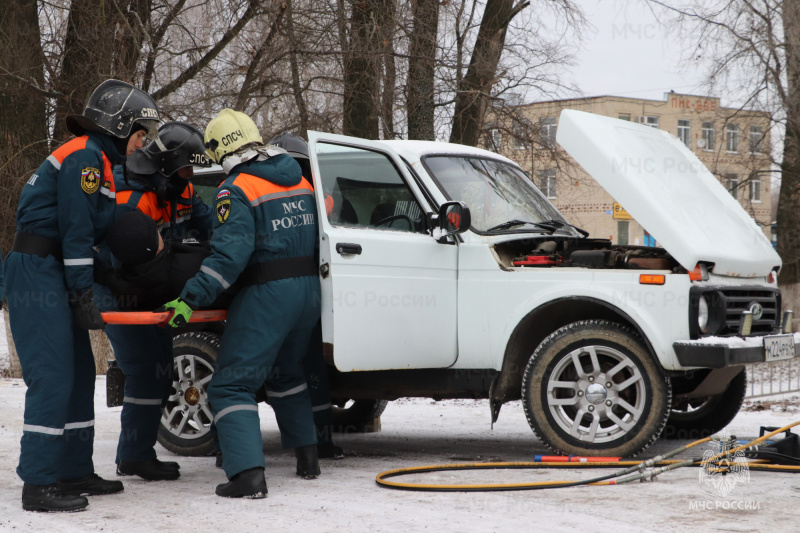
[690,285,781,338]
[719,288,779,335]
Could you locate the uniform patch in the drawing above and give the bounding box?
[217,199,231,224]
[81,167,101,194]
[216,189,231,200]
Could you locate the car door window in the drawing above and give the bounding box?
[315,143,426,233]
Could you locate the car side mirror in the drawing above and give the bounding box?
[430,201,471,242]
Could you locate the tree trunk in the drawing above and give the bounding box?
[449,0,526,146]
[0,0,49,254]
[778,0,800,312]
[407,0,439,140]
[342,0,390,139]
[53,1,118,142]
[113,0,152,83]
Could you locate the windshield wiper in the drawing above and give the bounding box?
[485,219,560,234]
[539,219,590,238]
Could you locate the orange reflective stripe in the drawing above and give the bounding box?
[50,136,89,165]
[232,174,314,205]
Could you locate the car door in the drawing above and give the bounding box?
[308,131,458,371]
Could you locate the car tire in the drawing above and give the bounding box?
[522,320,671,457]
[331,399,389,433]
[662,368,747,440]
[157,332,219,457]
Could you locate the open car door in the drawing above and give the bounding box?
[307,131,459,371]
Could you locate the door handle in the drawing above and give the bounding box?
[336,242,362,255]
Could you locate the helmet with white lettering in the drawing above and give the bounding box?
[66,79,160,141]
[128,121,211,177]
[203,108,263,163]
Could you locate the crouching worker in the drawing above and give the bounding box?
[4,80,159,512]
[101,122,213,482]
[160,109,321,499]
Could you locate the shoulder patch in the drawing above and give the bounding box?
[217,198,231,224]
[216,189,231,200]
[81,167,101,194]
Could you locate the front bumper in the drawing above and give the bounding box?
[673,333,800,368]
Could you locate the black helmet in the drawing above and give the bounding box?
[66,79,160,140]
[268,131,309,159]
[128,122,211,176]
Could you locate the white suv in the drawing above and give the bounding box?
[149,110,794,458]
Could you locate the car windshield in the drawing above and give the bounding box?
[423,155,576,235]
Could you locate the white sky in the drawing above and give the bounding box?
[568,0,707,102]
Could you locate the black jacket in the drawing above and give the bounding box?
[98,242,234,311]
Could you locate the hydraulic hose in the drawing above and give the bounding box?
[375,420,800,492]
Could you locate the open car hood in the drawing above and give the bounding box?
[556,110,780,277]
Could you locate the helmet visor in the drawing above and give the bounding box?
[139,119,161,146]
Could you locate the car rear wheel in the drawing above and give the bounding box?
[662,368,747,440]
[157,332,219,457]
[331,399,389,433]
[522,320,671,457]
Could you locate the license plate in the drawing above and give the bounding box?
[764,334,796,362]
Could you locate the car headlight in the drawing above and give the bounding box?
[698,295,709,333]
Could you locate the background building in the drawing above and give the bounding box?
[486,92,772,245]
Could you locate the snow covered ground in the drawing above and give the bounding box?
[0,376,799,532]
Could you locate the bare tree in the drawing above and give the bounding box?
[449,0,529,146]
[406,0,440,140]
[0,0,49,253]
[647,0,800,311]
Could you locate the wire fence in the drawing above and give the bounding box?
[746,359,800,398]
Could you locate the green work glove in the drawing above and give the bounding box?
[160,298,194,328]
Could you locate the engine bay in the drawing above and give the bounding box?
[493,237,683,272]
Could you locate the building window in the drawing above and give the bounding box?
[677,119,691,148]
[749,125,763,154]
[540,117,557,147]
[617,221,629,246]
[513,121,529,150]
[538,169,557,199]
[726,174,739,199]
[701,122,715,151]
[726,124,739,153]
[640,115,659,128]
[750,178,762,203]
[618,113,631,121]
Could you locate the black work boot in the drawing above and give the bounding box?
[295,445,321,479]
[317,442,345,460]
[22,483,88,513]
[58,473,124,496]
[215,467,267,499]
[117,459,180,481]
[215,451,223,469]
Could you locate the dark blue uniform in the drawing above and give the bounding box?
[104,167,212,466]
[180,154,320,480]
[4,133,121,485]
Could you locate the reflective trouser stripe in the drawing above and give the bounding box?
[22,424,63,436]
[214,404,259,423]
[123,397,162,405]
[312,403,331,412]
[23,419,95,435]
[265,383,308,398]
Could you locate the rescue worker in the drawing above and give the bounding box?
[104,122,212,481]
[160,109,320,499]
[116,121,214,242]
[267,132,343,460]
[4,80,160,512]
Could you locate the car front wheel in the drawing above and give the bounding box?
[522,320,671,457]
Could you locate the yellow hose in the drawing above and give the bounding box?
[375,421,800,491]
